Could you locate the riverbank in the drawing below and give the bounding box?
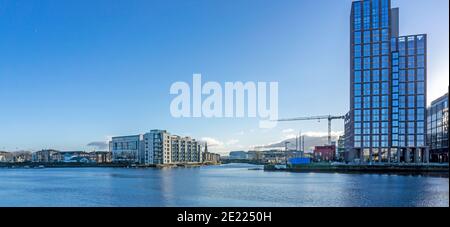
[0,162,220,169]
[264,163,449,176]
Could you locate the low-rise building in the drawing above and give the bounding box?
[110,135,143,163]
[60,151,91,163]
[32,149,61,163]
[313,145,336,162]
[89,151,112,163]
[229,151,248,159]
[0,151,13,162]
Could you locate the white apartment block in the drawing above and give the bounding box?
[111,130,203,165]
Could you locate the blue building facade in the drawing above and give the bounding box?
[347,0,428,163]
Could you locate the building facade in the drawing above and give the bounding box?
[314,145,336,162]
[229,151,248,159]
[89,151,113,163]
[427,92,449,162]
[170,135,202,163]
[32,149,61,163]
[111,130,203,165]
[110,135,143,163]
[348,0,428,163]
[143,130,172,164]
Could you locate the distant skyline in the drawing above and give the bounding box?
[0,0,448,154]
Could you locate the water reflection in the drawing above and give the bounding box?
[0,164,448,207]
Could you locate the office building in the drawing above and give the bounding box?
[348,0,428,163]
[110,135,143,163]
[427,92,449,162]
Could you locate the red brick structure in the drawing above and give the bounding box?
[313,145,336,162]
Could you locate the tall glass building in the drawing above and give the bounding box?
[347,0,428,163]
[427,92,449,162]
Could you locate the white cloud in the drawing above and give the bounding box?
[226,139,239,145]
[302,131,344,137]
[200,137,224,147]
[282,128,295,133]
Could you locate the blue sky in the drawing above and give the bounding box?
[0,0,448,154]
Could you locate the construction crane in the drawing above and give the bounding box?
[276,115,345,145]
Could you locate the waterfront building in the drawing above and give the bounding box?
[11,151,32,163]
[60,151,91,163]
[0,151,13,162]
[170,135,202,163]
[89,151,112,163]
[202,142,220,163]
[32,149,61,163]
[337,136,346,161]
[427,92,449,162]
[247,150,263,161]
[347,0,428,163]
[229,151,248,159]
[110,135,143,163]
[110,130,203,165]
[143,130,172,164]
[313,145,336,162]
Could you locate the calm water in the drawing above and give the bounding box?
[0,163,448,207]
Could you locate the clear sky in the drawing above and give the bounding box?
[0,0,448,154]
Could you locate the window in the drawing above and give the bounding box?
[399,37,406,56]
[381,42,389,55]
[372,30,380,42]
[354,32,361,44]
[417,68,425,81]
[408,56,415,68]
[364,71,370,82]
[364,31,371,43]
[372,70,380,81]
[354,45,361,57]
[381,82,389,94]
[391,38,397,51]
[354,84,362,96]
[381,69,389,81]
[408,69,415,81]
[364,44,371,56]
[417,55,425,68]
[381,29,389,41]
[417,35,425,54]
[364,83,371,96]
[381,56,389,68]
[363,0,371,30]
[417,82,425,94]
[417,95,425,107]
[372,43,380,56]
[381,95,389,108]
[364,57,371,69]
[407,36,415,55]
[399,57,406,68]
[354,71,362,83]
[372,56,379,68]
[373,83,380,95]
[354,58,361,70]
[408,82,415,95]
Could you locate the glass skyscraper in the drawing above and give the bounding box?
[347,0,428,163]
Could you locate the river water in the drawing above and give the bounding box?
[0,163,448,207]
